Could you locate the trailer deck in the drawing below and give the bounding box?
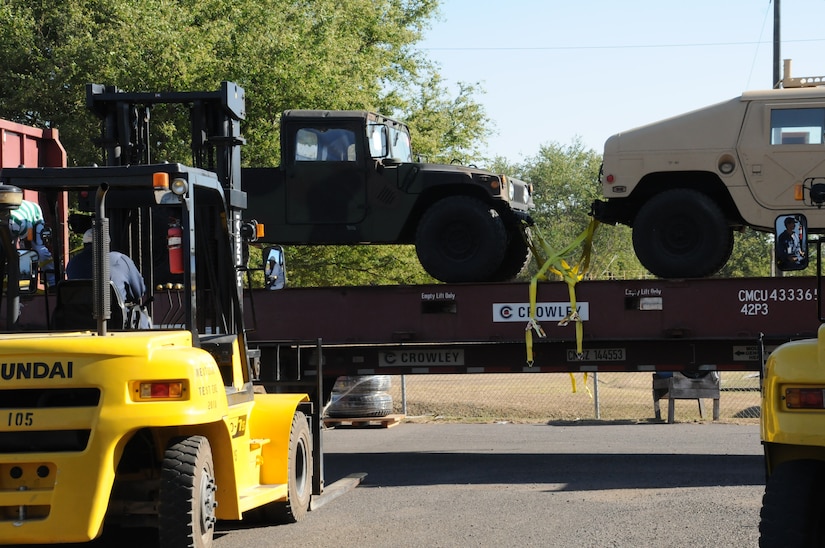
[241,276,817,381]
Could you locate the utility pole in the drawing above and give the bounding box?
[773,0,781,88]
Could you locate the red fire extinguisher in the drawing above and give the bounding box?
[167,221,184,274]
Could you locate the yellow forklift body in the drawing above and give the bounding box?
[0,330,307,544]
[761,324,825,467]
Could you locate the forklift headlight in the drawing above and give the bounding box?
[0,184,23,211]
[171,178,189,196]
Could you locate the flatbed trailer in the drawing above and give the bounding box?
[231,276,818,393]
[8,272,816,396]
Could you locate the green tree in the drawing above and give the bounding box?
[0,0,498,286]
[284,244,435,287]
[716,229,773,278]
[495,139,645,281]
[398,75,491,163]
[0,0,460,167]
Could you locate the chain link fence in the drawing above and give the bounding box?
[367,371,761,423]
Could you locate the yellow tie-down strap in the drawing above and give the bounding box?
[524,218,599,393]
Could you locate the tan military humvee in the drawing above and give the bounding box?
[591,60,825,278]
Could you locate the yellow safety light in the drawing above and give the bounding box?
[794,184,804,201]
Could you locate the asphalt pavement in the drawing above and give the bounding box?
[217,420,763,547]
[40,420,762,547]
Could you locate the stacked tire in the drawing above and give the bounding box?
[326,375,393,418]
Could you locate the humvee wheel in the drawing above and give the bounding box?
[159,435,217,548]
[490,223,532,281]
[632,188,732,278]
[759,460,825,547]
[415,196,507,283]
[257,411,313,523]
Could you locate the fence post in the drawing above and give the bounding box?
[593,372,600,419]
[401,375,407,415]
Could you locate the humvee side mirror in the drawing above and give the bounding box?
[775,214,809,271]
[17,249,39,294]
[263,245,286,290]
[367,123,389,158]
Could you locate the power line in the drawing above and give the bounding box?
[423,37,825,52]
[745,0,774,89]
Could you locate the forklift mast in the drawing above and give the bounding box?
[85,81,246,191]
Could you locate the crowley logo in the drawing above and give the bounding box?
[1,361,74,380]
[492,302,590,323]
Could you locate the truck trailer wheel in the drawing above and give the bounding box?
[415,196,507,283]
[632,189,732,278]
[759,459,825,547]
[258,411,313,523]
[159,436,217,548]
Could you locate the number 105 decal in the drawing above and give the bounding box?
[6,412,34,427]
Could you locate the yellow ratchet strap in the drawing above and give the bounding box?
[524,219,599,392]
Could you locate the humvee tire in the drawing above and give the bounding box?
[415,196,507,283]
[490,222,531,281]
[632,188,733,278]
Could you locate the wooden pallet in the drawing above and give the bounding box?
[323,414,404,429]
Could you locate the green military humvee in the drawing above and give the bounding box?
[243,110,534,283]
[591,60,825,279]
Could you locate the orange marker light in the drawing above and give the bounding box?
[139,381,184,399]
[153,172,170,190]
[785,387,825,409]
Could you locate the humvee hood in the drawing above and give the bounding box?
[605,97,747,155]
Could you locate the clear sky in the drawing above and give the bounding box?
[419,0,825,161]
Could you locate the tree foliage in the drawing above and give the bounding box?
[716,229,772,278]
[400,76,491,163]
[0,0,487,168]
[0,0,496,286]
[0,2,793,284]
[492,139,645,281]
[284,244,435,287]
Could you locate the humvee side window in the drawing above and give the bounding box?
[770,108,825,145]
[295,129,319,161]
[295,128,356,161]
[319,129,356,162]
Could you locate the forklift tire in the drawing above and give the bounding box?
[415,196,507,283]
[632,189,732,279]
[759,459,825,547]
[159,436,217,548]
[258,411,313,523]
